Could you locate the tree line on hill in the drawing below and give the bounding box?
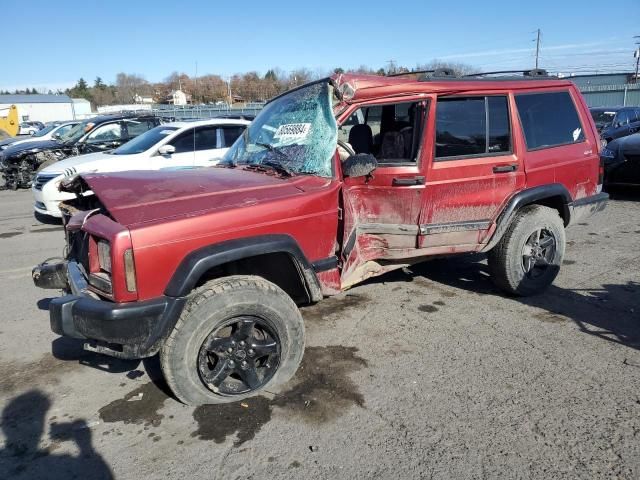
[4,60,474,107]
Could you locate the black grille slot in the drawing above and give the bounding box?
[67,230,90,273]
[34,173,58,191]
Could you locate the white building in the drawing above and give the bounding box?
[166,90,189,106]
[0,94,84,122]
[72,98,93,118]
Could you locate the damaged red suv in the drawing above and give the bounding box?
[33,70,607,405]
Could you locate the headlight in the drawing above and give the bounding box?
[97,240,111,273]
[600,148,616,159]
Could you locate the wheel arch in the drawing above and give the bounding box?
[483,184,572,252]
[164,234,323,305]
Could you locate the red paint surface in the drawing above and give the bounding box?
[74,75,600,302]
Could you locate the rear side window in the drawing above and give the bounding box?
[435,96,511,159]
[515,92,584,150]
[221,125,245,147]
[194,126,218,151]
[125,118,156,138]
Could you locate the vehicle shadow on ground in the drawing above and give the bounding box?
[33,212,62,226]
[50,336,175,397]
[0,390,114,479]
[408,255,640,351]
[606,186,640,202]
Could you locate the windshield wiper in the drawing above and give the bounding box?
[257,159,295,177]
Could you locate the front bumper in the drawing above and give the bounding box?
[33,260,186,358]
[568,192,609,225]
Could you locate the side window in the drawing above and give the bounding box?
[220,125,245,148]
[169,129,195,153]
[86,122,124,142]
[56,124,74,136]
[193,126,218,151]
[615,110,631,126]
[515,91,584,150]
[338,101,426,164]
[435,96,511,160]
[125,119,155,138]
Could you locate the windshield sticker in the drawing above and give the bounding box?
[274,123,311,140]
[572,128,582,142]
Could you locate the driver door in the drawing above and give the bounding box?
[338,96,429,288]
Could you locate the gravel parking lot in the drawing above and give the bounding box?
[0,189,639,479]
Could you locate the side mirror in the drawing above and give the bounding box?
[30,131,36,136]
[342,153,377,178]
[53,133,61,139]
[158,144,175,156]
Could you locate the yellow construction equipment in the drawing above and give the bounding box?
[0,105,19,137]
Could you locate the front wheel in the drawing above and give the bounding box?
[488,205,565,296]
[160,275,305,405]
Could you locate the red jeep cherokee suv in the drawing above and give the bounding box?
[33,70,607,405]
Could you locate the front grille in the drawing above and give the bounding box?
[67,230,90,274]
[33,173,58,190]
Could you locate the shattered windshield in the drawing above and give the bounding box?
[223,81,337,177]
[58,120,93,144]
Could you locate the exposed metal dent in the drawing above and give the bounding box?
[420,220,491,235]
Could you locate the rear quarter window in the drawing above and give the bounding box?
[515,91,585,150]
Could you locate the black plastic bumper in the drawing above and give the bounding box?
[568,192,609,225]
[34,260,186,359]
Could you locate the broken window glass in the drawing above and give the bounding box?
[224,81,337,177]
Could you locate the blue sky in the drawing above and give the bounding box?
[3,0,639,91]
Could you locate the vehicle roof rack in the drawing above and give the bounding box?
[418,68,557,82]
[464,69,554,78]
[388,68,457,79]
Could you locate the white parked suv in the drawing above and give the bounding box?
[33,118,249,218]
[0,121,79,151]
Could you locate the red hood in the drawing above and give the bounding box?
[80,168,328,226]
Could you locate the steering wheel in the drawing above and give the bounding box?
[337,139,355,157]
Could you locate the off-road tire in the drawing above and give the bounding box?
[488,205,565,296]
[160,275,305,405]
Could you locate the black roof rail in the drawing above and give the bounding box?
[418,68,558,82]
[389,68,458,79]
[463,68,554,78]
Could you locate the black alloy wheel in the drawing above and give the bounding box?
[197,316,281,395]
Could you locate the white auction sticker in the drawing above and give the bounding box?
[274,123,311,140]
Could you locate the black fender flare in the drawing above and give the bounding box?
[164,234,323,302]
[482,184,572,252]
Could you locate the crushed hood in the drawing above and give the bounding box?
[76,167,326,226]
[1,138,61,156]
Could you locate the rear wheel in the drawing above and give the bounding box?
[160,275,305,405]
[488,205,565,296]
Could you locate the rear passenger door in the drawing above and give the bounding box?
[514,89,597,199]
[419,94,525,249]
[216,124,246,160]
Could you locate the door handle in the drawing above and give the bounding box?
[392,176,425,186]
[493,164,518,173]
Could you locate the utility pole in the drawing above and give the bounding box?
[535,29,541,69]
[634,36,640,83]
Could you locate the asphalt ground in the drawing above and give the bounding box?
[0,188,639,479]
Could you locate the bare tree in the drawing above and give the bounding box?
[115,73,151,103]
